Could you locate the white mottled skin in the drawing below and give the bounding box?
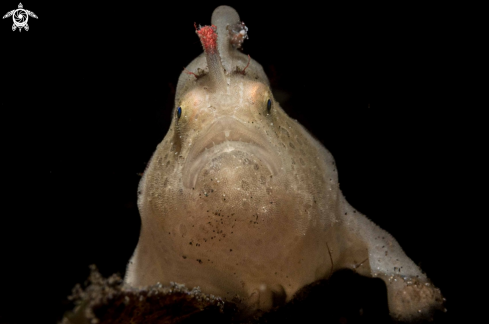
[125,5,444,321]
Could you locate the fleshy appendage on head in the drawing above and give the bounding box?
[194,6,251,90]
[195,24,226,91]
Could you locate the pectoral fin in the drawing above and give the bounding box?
[336,195,445,321]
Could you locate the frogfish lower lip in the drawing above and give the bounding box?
[181,117,282,189]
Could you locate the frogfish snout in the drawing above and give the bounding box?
[181,116,282,190]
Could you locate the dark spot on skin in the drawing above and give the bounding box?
[280,127,290,138]
[182,256,187,259]
[197,259,202,264]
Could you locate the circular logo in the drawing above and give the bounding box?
[13,9,28,28]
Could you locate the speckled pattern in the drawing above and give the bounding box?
[124,6,445,321]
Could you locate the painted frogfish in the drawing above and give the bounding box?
[124,5,444,322]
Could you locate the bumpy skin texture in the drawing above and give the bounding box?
[125,5,444,321]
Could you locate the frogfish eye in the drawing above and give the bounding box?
[267,99,272,112]
[176,106,182,119]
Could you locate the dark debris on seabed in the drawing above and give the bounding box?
[61,265,448,324]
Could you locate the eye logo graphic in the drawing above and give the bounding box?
[3,3,37,32]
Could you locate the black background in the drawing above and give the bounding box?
[1,1,463,323]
